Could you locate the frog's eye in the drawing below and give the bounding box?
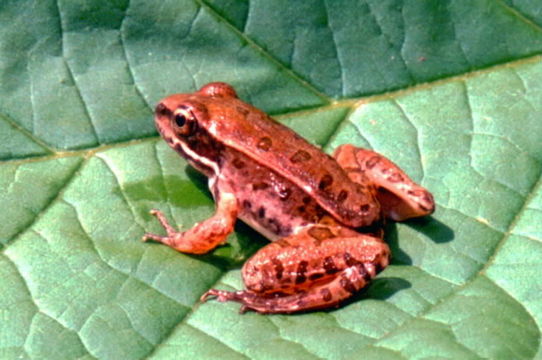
[172,106,196,135]
[174,112,186,127]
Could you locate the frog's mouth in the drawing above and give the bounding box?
[154,102,175,143]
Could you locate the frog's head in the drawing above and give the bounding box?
[154,82,240,176]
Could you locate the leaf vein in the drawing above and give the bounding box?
[119,0,153,111]
[96,154,146,230]
[495,0,542,33]
[197,0,331,103]
[392,100,426,180]
[53,0,100,144]
[2,253,95,358]
[2,158,85,247]
[0,111,54,155]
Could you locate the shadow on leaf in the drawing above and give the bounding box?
[287,276,412,316]
[384,222,412,265]
[385,215,454,266]
[333,276,412,312]
[405,216,455,244]
[367,276,412,300]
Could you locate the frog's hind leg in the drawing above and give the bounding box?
[333,144,435,221]
[201,225,389,314]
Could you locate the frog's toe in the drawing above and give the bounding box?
[141,232,165,243]
[201,289,262,314]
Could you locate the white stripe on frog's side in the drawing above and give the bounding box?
[207,175,217,193]
[172,138,220,176]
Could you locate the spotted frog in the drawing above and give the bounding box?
[143,82,435,314]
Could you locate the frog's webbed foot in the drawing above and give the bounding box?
[201,225,389,314]
[333,144,435,221]
[142,191,238,254]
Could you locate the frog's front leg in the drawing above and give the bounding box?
[142,178,238,254]
[201,225,389,314]
[333,144,435,221]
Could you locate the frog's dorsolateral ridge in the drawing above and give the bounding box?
[143,82,435,314]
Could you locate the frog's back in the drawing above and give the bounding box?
[205,99,380,228]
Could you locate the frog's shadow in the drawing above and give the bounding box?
[385,216,455,266]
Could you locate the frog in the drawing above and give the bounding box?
[143,82,435,314]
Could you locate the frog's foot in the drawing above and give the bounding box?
[333,144,435,221]
[201,262,381,314]
[200,289,260,314]
[142,190,238,254]
[202,225,389,314]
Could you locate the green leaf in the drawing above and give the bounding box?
[1,1,541,359]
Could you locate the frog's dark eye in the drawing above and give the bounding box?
[171,106,196,135]
[174,112,186,127]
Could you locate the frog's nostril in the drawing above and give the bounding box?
[155,102,165,113]
[155,102,171,118]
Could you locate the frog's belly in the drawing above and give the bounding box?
[220,151,328,241]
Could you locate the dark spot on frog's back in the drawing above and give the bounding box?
[323,256,338,275]
[253,182,270,191]
[340,276,357,294]
[357,263,371,281]
[343,252,358,266]
[257,137,272,151]
[290,150,311,163]
[388,173,404,183]
[366,156,380,169]
[309,272,324,281]
[320,288,332,302]
[236,106,249,116]
[318,174,333,190]
[271,257,284,280]
[337,190,348,203]
[232,158,245,169]
[295,261,308,284]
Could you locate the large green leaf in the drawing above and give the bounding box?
[2,0,541,359]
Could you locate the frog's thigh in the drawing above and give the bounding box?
[142,181,238,254]
[202,225,390,313]
[333,144,435,221]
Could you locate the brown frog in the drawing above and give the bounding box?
[143,82,435,314]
